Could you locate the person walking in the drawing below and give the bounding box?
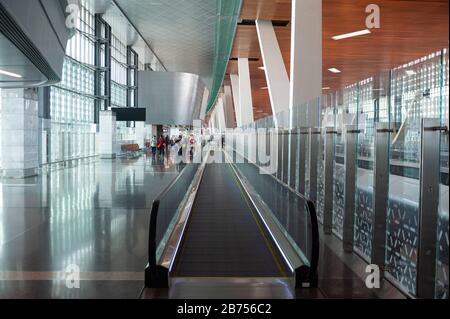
[157,135,166,156]
[176,135,183,156]
[150,135,157,156]
[165,135,170,154]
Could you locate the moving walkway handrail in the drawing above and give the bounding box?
[296,194,319,287]
[228,147,320,287]
[146,163,191,287]
[145,143,211,287]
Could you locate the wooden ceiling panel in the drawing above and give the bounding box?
[224,0,449,118]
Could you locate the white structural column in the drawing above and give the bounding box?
[217,96,227,131]
[99,110,117,159]
[230,74,241,127]
[1,88,39,178]
[238,58,254,126]
[134,122,146,149]
[224,85,235,128]
[256,20,290,123]
[210,109,216,131]
[290,0,322,116]
[199,87,209,121]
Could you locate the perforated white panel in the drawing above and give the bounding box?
[114,0,217,88]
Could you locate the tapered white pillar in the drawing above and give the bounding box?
[290,0,322,119]
[256,20,290,125]
[217,96,227,131]
[199,87,209,121]
[134,122,146,149]
[210,110,217,131]
[230,74,241,127]
[224,85,235,128]
[238,58,254,126]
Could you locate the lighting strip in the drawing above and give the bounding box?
[328,68,341,74]
[332,29,371,40]
[0,69,22,78]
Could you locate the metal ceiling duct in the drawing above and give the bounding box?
[138,71,205,126]
[0,0,72,88]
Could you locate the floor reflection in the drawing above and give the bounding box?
[0,153,181,298]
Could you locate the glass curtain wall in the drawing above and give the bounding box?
[111,33,135,143]
[46,2,146,166]
[48,4,96,165]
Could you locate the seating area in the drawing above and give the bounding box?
[121,144,141,158]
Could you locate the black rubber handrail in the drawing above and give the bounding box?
[145,163,189,288]
[230,148,320,288]
[295,196,319,288]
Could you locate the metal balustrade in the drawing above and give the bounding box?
[222,48,449,299]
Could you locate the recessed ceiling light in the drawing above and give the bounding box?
[322,87,330,90]
[258,66,265,70]
[328,68,341,74]
[405,70,416,76]
[260,86,268,90]
[0,69,22,78]
[332,29,371,40]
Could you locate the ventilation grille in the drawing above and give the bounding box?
[229,57,260,62]
[0,2,60,85]
[238,19,290,27]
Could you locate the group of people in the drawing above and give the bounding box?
[148,133,196,158]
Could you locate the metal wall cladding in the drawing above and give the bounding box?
[0,0,71,87]
[138,71,205,126]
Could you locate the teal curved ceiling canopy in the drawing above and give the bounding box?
[206,0,242,113]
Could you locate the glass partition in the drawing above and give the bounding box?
[232,155,317,268]
[436,48,449,299]
[154,163,197,261]
[238,47,448,298]
[353,75,390,259]
[386,52,444,295]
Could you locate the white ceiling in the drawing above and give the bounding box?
[114,0,218,89]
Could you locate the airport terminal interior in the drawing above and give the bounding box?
[0,0,448,300]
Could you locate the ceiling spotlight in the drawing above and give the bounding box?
[328,68,341,74]
[260,86,268,90]
[332,29,371,40]
[322,87,330,90]
[258,66,265,70]
[405,70,416,76]
[0,69,23,78]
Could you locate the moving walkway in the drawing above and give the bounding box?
[142,146,319,298]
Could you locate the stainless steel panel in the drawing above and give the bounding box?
[244,131,249,163]
[298,128,308,194]
[289,129,299,189]
[249,130,257,163]
[139,71,204,126]
[371,122,392,270]
[282,130,290,184]
[309,128,320,204]
[0,0,68,87]
[343,125,358,252]
[277,129,283,179]
[323,127,336,234]
[417,118,441,298]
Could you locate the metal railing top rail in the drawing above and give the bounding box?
[227,146,320,288]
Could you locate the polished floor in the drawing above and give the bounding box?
[0,150,408,299]
[0,153,183,298]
